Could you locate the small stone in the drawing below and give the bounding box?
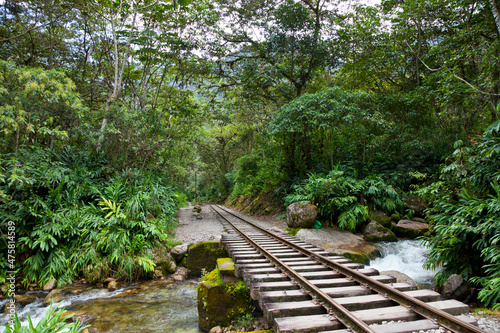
[45,289,64,304]
[107,280,121,291]
[209,326,222,333]
[43,278,57,291]
[96,283,104,288]
[13,294,37,303]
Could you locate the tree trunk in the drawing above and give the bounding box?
[96,1,139,152]
[489,0,500,36]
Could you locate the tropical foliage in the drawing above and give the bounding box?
[0,0,499,309]
[417,121,500,308]
[0,146,181,286]
[2,302,88,333]
[284,171,403,231]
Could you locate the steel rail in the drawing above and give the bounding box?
[211,204,377,333]
[213,204,487,333]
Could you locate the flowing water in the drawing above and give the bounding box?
[0,279,201,333]
[1,241,438,332]
[368,240,440,288]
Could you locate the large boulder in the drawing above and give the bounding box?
[363,220,397,242]
[286,202,317,228]
[186,241,228,276]
[442,274,474,302]
[197,268,253,332]
[393,219,430,239]
[170,243,191,263]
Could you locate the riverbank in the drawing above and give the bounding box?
[2,204,499,332]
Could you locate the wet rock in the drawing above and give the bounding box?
[107,281,121,291]
[363,220,397,242]
[43,278,57,291]
[172,267,188,281]
[45,289,64,304]
[371,211,392,228]
[381,270,420,288]
[209,326,223,333]
[170,243,191,263]
[154,269,164,278]
[393,219,430,239]
[186,241,228,276]
[404,196,428,217]
[442,274,473,302]
[60,310,95,325]
[3,300,19,316]
[156,254,177,275]
[286,202,317,228]
[13,294,38,304]
[112,289,140,298]
[96,283,104,288]
[104,277,115,283]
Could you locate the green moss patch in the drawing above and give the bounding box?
[197,268,254,332]
[186,241,228,276]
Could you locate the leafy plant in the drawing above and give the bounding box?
[2,302,89,333]
[0,146,181,285]
[419,122,500,308]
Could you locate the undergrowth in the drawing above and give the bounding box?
[0,146,184,286]
[284,170,403,232]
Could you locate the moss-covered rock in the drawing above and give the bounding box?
[363,220,398,242]
[392,219,430,239]
[370,211,392,228]
[186,241,228,276]
[217,258,238,283]
[197,268,254,332]
[332,248,381,265]
[286,202,317,228]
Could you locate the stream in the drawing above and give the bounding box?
[0,279,201,333]
[368,239,440,288]
[1,240,438,332]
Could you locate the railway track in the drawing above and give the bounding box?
[210,204,486,333]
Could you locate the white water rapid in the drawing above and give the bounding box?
[368,240,440,288]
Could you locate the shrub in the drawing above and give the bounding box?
[418,120,500,309]
[284,170,402,232]
[0,146,181,286]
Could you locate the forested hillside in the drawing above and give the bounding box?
[0,0,499,308]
